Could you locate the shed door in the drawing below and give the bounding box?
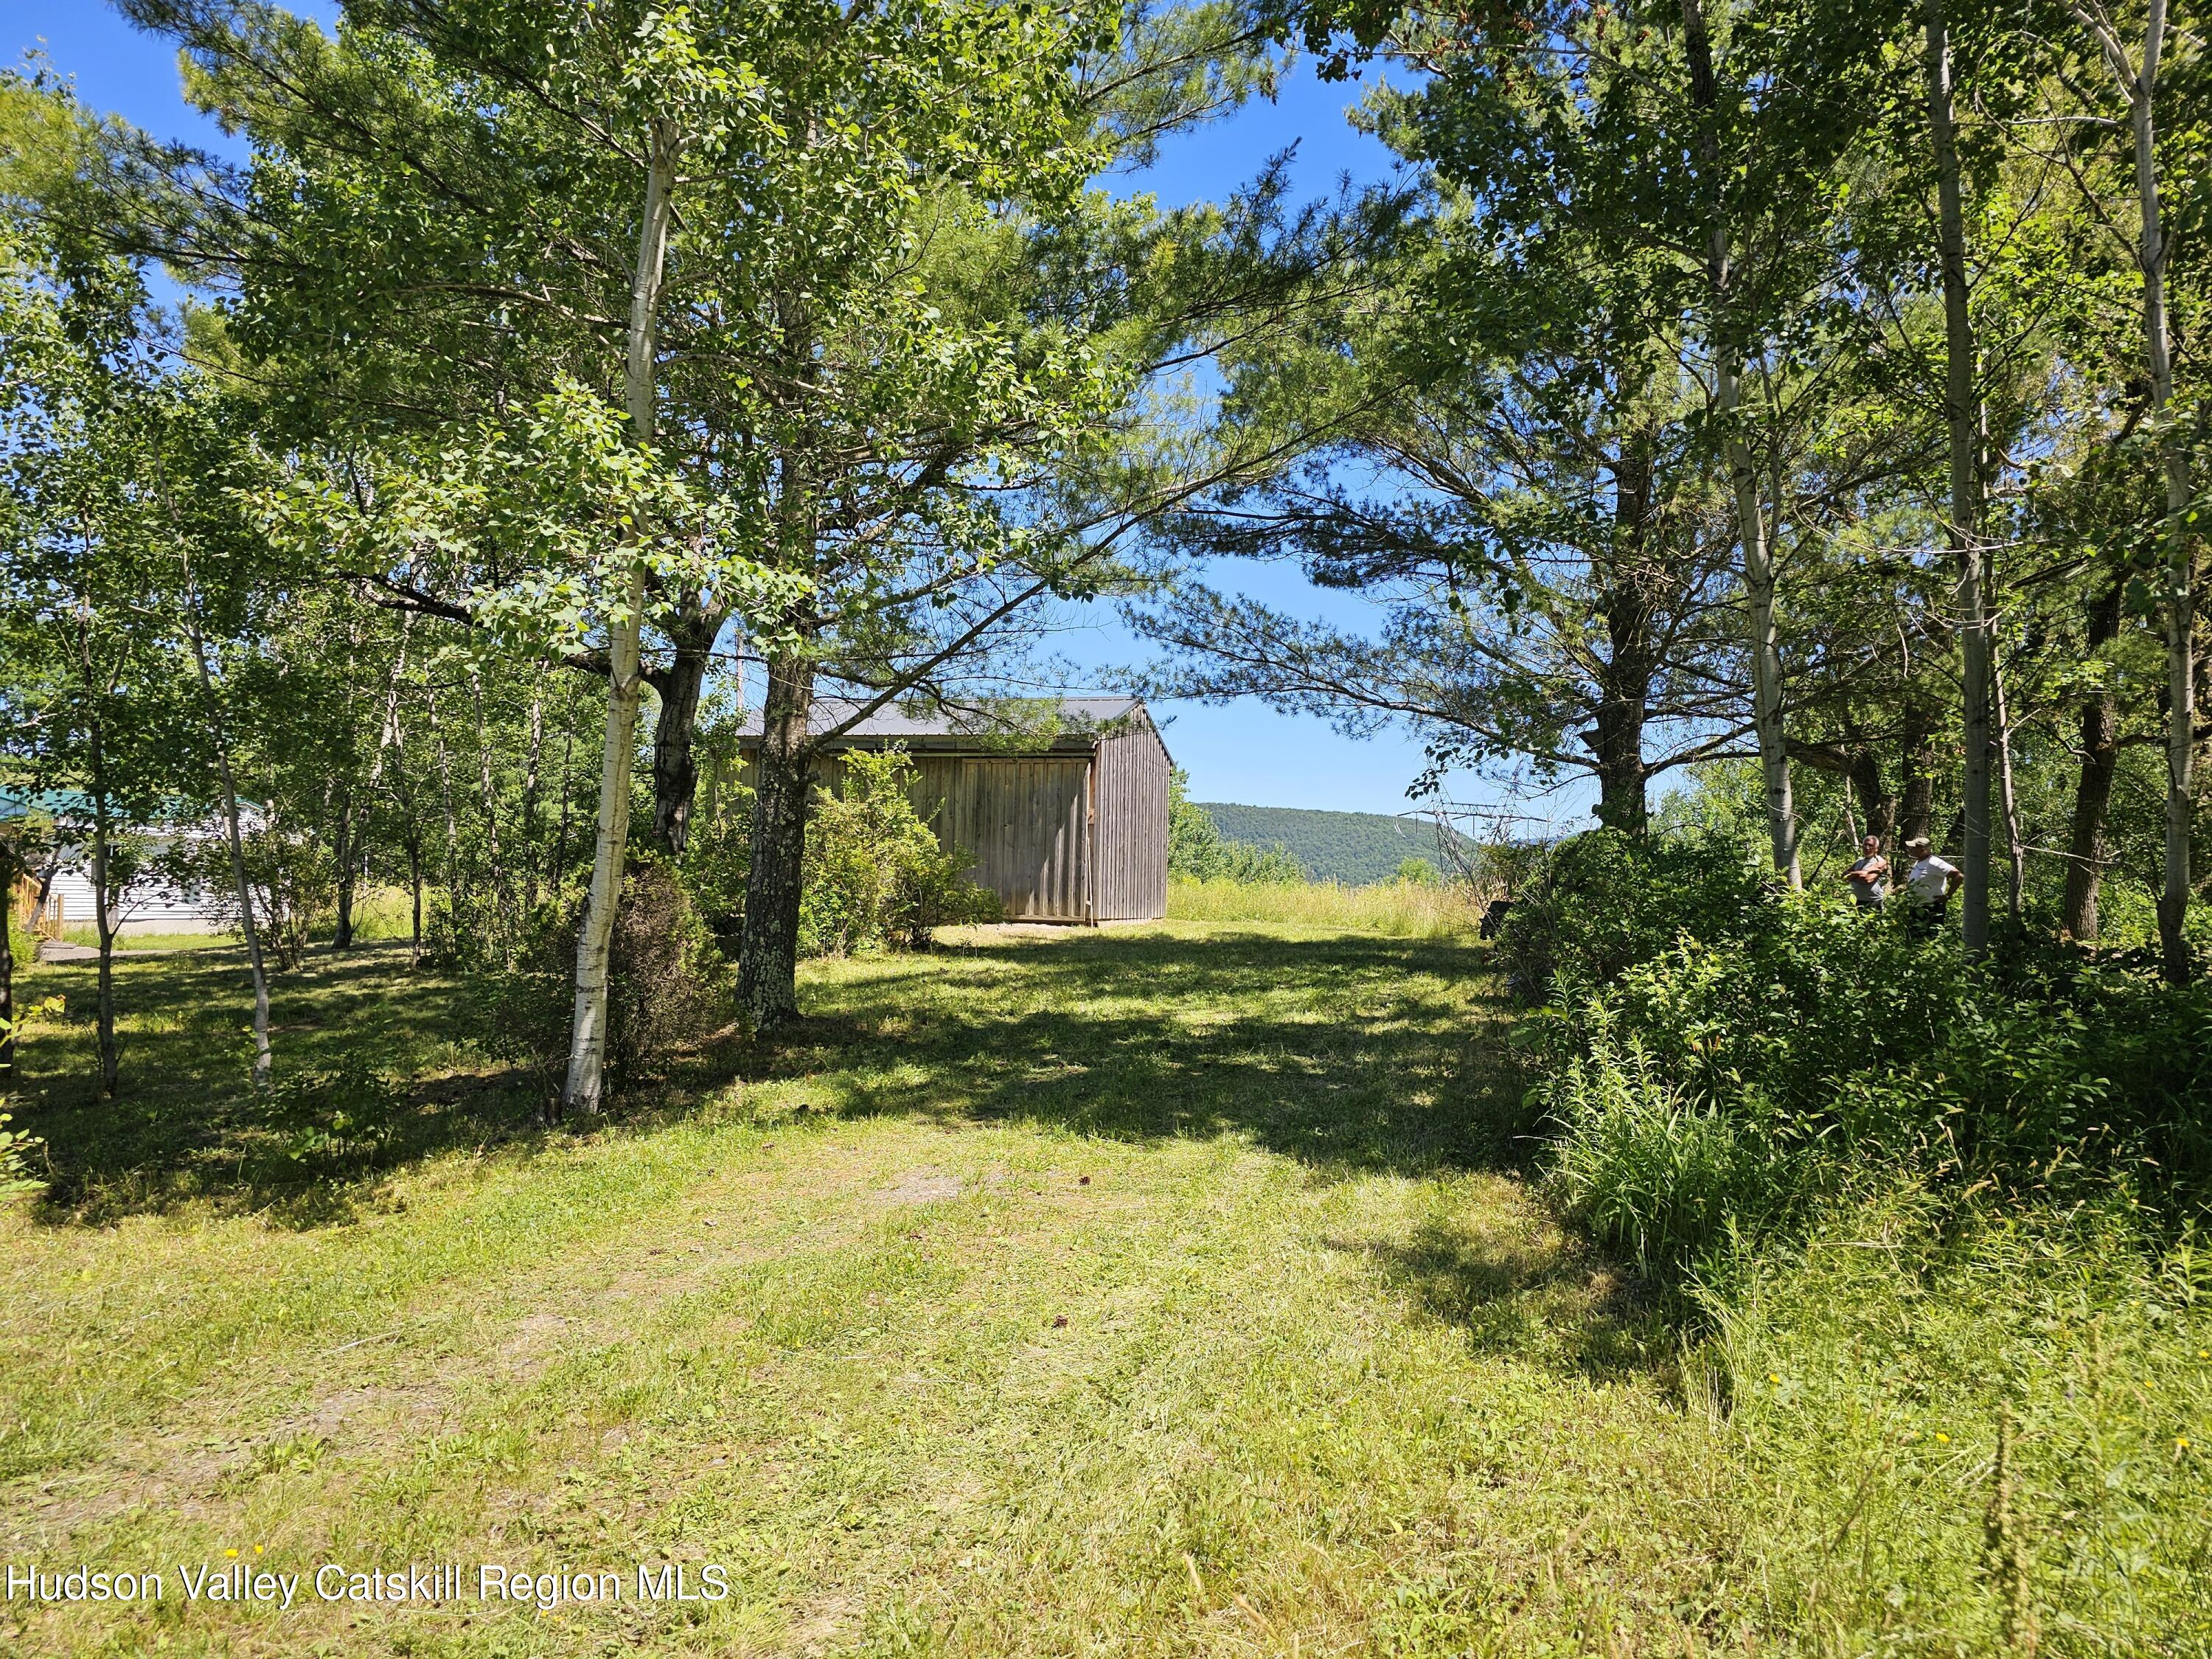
[920,757,1092,921]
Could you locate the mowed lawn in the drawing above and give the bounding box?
[2,925,1736,1656]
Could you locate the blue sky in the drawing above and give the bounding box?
[4,2,1590,823]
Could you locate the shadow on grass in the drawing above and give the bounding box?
[1341,1216,1669,1383]
[720,928,1529,1175]
[12,940,553,1228]
[14,926,1531,1231]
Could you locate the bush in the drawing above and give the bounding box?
[479,862,728,1107]
[0,1105,43,1203]
[156,817,333,970]
[262,1059,405,1178]
[681,780,754,955]
[1543,1035,1785,1278]
[1495,828,1766,1002]
[1524,866,2212,1283]
[799,749,995,956]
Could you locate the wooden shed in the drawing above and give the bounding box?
[723,697,1171,923]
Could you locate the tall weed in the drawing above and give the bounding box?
[1527,892,2212,1279]
[1706,1192,2212,1651]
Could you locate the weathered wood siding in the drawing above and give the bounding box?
[1090,718,1169,921]
[719,708,1169,924]
[910,757,1093,922]
[720,750,1098,921]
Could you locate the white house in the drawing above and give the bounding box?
[33,866,229,938]
[5,790,234,939]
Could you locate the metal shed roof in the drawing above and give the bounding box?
[734,697,1169,762]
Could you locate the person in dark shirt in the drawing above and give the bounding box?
[1842,835,1891,910]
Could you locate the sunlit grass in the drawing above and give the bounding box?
[1,924,2202,1653]
[1167,874,1484,937]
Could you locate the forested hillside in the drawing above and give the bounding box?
[1194,803,1478,885]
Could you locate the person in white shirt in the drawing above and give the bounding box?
[1902,835,1960,932]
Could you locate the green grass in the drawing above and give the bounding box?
[46,926,232,953]
[1709,1192,2212,1654]
[1,925,2205,1655]
[1166,875,1482,937]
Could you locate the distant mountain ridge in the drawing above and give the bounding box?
[1193,802,1478,886]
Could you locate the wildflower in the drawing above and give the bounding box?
[225,1548,239,1559]
[1767,1373,1780,1384]
[1935,1432,1950,1444]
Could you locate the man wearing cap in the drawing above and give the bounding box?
[1902,835,1961,932]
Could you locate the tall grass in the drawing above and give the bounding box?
[46,886,423,953]
[1705,1191,2212,1649]
[1167,874,1482,937]
[340,885,418,942]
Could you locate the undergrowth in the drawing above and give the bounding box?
[1508,827,2212,1649]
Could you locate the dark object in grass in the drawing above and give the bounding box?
[1479,899,1513,940]
[477,864,728,1114]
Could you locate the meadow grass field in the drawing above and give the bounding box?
[1,914,2206,1656]
[1166,875,1484,937]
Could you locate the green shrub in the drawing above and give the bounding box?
[479,862,728,1107]
[155,817,333,971]
[799,748,995,956]
[1,1002,55,1202]
[1526,874,2212,1284]
[0,1106,43,1203]
[1495,827,1766,1001]
[1543,1035,1786,1278]
[680,779,754,956]
[262,1059,405,1177]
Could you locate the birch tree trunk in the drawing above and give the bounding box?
[182,582,273,1088]
[562,118,678,1116]
[2129,2,2197,984]
[2070,0,2194,978]
[1994,650,2025,919]
[1927,0,1993,947]
[1683,0,1798,884]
